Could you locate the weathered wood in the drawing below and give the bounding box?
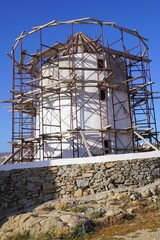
[79,130,93,157]
[18,50,27,74]
[134,130,158,151]
[13,31,25,51]
[103,47,150,63]
[16,20,57,41]
[1,143,27,165]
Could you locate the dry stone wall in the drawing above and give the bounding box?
[0,157,160,211]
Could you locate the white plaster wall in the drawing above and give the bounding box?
[36,53,132,158]
[106,56,132,153]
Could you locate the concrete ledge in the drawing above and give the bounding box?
[0,150,160,171]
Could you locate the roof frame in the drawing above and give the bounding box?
[15,17,147,42]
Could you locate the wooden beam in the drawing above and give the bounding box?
[112,25,148,41]
[134,130,158,151]
[18,50,27,74]
[16,20,57,41]
[103,47,151,63]
[79,130,93,157]
[6,52,29,74]
[13,31,25,51]
[1,143,27,165]
[129,81,154,93]
[111,75,143,89]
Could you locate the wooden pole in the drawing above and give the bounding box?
[79,130,93,157]
[134,131,158,151]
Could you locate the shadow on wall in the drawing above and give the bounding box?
[0,166,58,228]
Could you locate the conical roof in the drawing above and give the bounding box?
[27,32,102,67]
[60,32,102,55]
[27,31,150,69]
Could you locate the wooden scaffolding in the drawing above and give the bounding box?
[3,17,159,163]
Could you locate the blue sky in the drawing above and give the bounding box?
[0,0,160,152]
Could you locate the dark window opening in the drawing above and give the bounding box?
[104,140,110,154]
[100,89,105,101]
[98,58,104,69]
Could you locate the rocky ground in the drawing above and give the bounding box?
[0,179,160,240]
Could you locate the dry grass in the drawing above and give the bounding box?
[70,205,87,213]
[54,201,68,211]
[50,226,70,238]
[84,207,160,240]
[5,197,160,240]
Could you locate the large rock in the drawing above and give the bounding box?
[105,208,121,217]
[42,182,55,190]
[60,214,85,227]
[76,179,89,189]
[141,189,152,198]
[27,183,37,191]
[35,216,64,234]
[83,172,93,178]
[94,172,103,179]
[105,162,116,169]
[108,183,116,190]
[74,189,83,197]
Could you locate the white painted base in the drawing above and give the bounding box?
[0,150,160,171]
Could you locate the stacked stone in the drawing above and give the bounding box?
[0,157,160,211]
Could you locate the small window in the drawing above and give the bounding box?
[100,89,105,101]
[104,140,110,154]
[97,58,104,69]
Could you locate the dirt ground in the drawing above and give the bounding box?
[122,228,160,240]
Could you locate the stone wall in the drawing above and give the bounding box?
[0,157,160,211]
